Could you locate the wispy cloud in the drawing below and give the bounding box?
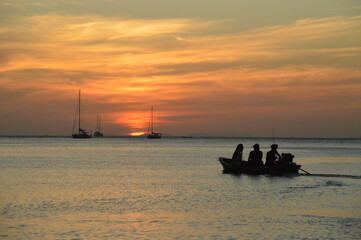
[0,13,360,136]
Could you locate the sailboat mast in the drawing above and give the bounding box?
[78,90,81,134]
[96,114,101,132]
[146,105,161,139]
[151,106,154,133]
[99,115,102,132]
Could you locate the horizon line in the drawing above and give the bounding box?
[0,135,360,140]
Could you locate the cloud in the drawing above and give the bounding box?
[0,13,360,136]
[2,14,360,73]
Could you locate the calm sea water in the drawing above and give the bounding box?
[0,137,360,240]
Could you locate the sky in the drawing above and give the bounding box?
[0,0,360,138]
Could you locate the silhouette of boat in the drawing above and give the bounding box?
[219,153,301,175]
[147,106,161,139]
[93,114,103,137]
[72,90,92,139]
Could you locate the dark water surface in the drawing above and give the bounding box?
[0,137,360,239]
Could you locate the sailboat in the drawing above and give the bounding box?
[72,90,92,138]
[93,114,104,137]
[147,106,161,139]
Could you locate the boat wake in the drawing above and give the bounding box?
[280,179,346,194]
[300,173,361,179]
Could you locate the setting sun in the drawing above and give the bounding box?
[130,132,146,136]
[0,1,360,239]
[0,1,360,138]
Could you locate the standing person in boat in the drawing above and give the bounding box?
[232,144,243,167]
[247,144,263,167]
[265,144,281,167]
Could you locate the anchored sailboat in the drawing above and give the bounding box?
[147,106,161,139]
[72,90,92,139]
[94,114,104,137]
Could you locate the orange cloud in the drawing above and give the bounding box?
[0,14,360,137]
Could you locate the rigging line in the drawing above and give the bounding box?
[78,90,81,132]
[96,114,99,132]
[98,114,100,132]
[72,95,79,134]
[151,106,154,133]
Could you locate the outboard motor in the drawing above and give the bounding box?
[280,153,294,163]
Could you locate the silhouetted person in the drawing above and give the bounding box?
[232,144,243,167]
[265,144,281,167]
[248,144,263,167]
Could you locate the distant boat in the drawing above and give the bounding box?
[93,114,104,137]
[147,106,161,139]
[72,90,92,139]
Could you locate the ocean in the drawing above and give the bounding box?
[0,137,360,239]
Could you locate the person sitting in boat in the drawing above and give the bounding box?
[232,144,243,167]
[248,144,263,167]
[265,144,281,167]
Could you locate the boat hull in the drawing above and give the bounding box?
[72,133,92,139]
[219,157,300,175]
[147,133,161,139]
[93,131,103,137]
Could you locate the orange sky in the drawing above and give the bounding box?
[0,1,360,137]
